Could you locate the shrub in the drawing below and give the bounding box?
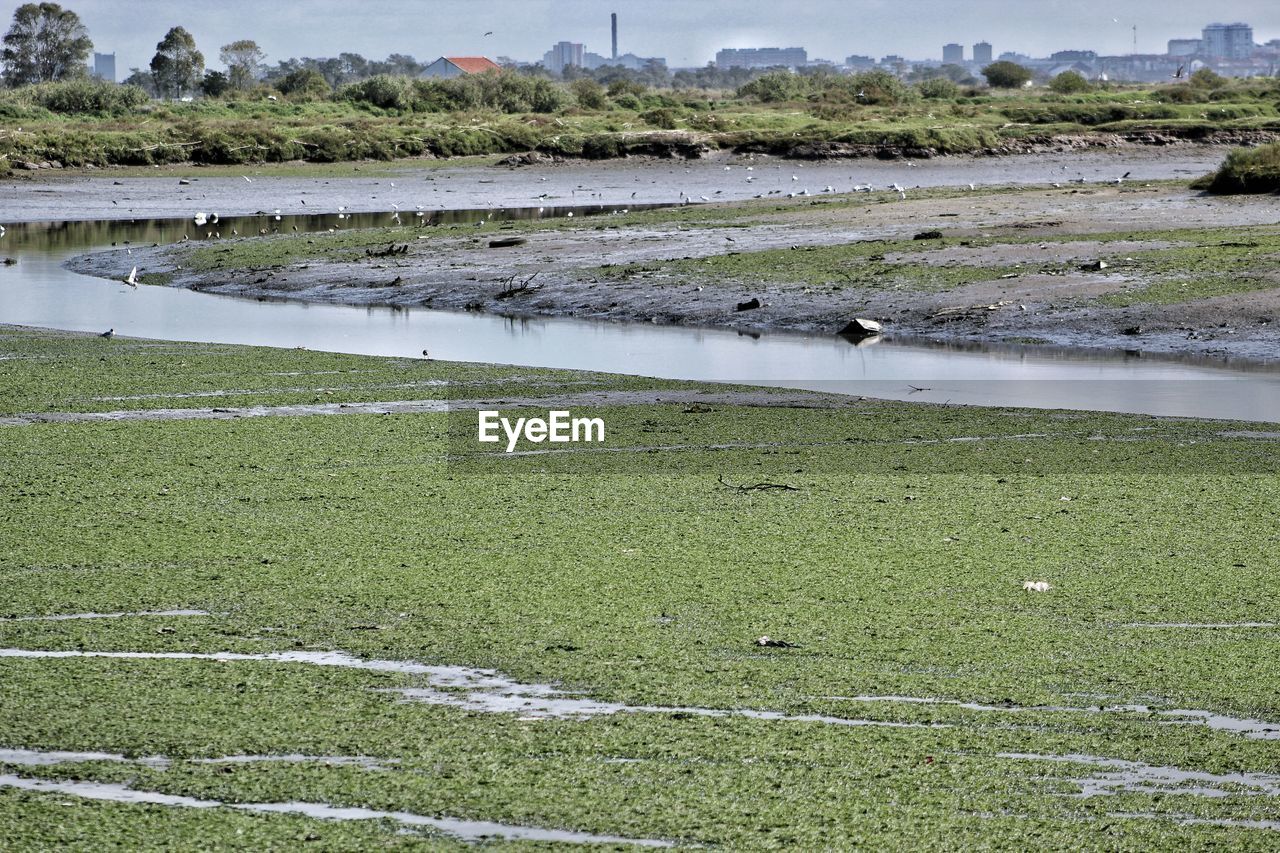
[571,78,608,110]
[845,69,913,105]
[1049,71,1090,94]
[640,107,681,129]
[19,80,149,115]
[737,71,807,103]
[917,77,959,100]
[1190,68,1226,90]
[277,68,331,101]
[1193,142,1280,194]
[340,75,411,111]
[982,61,1033,89]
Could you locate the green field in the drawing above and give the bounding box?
[2,325,1279,849]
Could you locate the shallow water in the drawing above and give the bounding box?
[2,210,1279,421]
[0,773,674,846]
[1000,753,1280,800]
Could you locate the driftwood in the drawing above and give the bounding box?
[495,272,542,300]
[719,475,799,493]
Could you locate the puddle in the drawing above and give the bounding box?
[1110,811,1280,832]
[1000,753,1280,799]
[0,748,170,768]
[0,774,672,846]
[0,647,941,731]
[829,694,1280,740]
[192,755,394,770]
[1122,622,1277,629]
[1,610,209,622]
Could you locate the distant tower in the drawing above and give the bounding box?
[973,41,993,65]
[943,43,964,64]
[611,12,618,61]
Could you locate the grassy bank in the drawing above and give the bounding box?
[3,75,1280,172]
[2,325,1279,847]
[1195,141,1280,194]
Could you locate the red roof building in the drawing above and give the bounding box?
[421,56,502,78]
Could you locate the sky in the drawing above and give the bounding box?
[11,0,1280,75]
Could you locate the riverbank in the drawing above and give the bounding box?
[66,179,1280,361]
[2,324,1280,848]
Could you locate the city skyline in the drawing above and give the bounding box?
[6,0,1279,75]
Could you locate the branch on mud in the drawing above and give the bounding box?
[718,475,800,493]
[366,243,409,258]
[494,272,542,300]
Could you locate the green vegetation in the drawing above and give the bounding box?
[1,71,1278,171]
[982,60,1033,89]
[1,325,1279,847]
[1194,141,1280,194]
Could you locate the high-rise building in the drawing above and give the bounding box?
[943,43,964,64]
[1201,23,1253,59]
[714,47,807,70]
[972,41,993,65]
[92,52,115,82]
[543,41,585,74]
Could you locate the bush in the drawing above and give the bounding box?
[737,71,807,103]
[340,75,412,111]
[917,78,959,100]
[639,107,682,129]
[1049,71,1090,94]
[1193,142,1280,194]
[570,78,608,110]
[845,69,913,105]
[982,61,1033,89]
[277,68,331,101]
[15,80,149,115]
[1190,68,1226,90]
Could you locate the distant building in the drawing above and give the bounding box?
[972,42,993,65]
[1167,39,1203,57]
[1202,23,1253,59]
[1050,50,1097,62]
[715,47,807,70]
[583,51,667,71]
[543,41,585,74]
[420,56,502,79]
[943,43,964,64]
[845,54,876,69]
[92,52,115,82]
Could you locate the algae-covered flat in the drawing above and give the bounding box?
[2,325,1279,848]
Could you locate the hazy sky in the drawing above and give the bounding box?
[13,1,1280,74]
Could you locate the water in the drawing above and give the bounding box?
[2,210,1278,422]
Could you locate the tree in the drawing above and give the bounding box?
[917,77,960,100]
[201,69,228,97]
[1,2,92,86]
[220,39,264,90]
[1049,70,1090,94]
[150,26,203,98]
[1189,67,1226,90]
[982,60,1033,89]
[570,77,607,109]
[122,67,157,97]
[277,67,330,100]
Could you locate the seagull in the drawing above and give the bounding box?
[890,183,906,199]
[99,328,114,338]
[123,266,138,288]
[483,30,494,36]
[1173,64,1186,79]
[1022,580,1052,592]
[193,212,208,227]
[0,225,6,238]
[1115,171,1131,185]
[243,176,253,183]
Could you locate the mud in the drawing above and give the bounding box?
[0,148,1229,224]
[0,389,849,427]
[0,609,209,621]
[67,183,1280,361]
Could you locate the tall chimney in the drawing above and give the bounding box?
[611,13,618,61]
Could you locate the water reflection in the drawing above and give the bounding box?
[1,209,1278,423]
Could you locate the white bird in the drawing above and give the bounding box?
[890,183,906,199]
[193,212,208,227]
[699,195,709,201]
[1022,580,1052,592]
[0,225,7,238]
[123,266,138,288]
[243,176,253,183]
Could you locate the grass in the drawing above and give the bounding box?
[2,325,1280,847]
